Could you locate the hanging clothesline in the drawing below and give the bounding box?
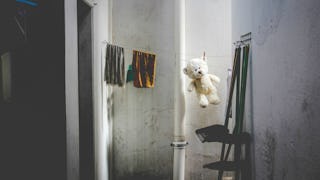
[101,40,171,55]
[102,40,229,59]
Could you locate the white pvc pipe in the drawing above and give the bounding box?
[174,0,186,142]
[173,0,187,180]
[172,141,187,180]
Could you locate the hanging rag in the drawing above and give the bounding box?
[132,50,156,88]
[105,43,125,86]
[126,64,134,83]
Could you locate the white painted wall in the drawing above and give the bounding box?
[111,0,231,179]
[111,0,175,179]
[232,0,320,179]
[184,0,232,179]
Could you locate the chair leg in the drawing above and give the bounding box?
[234,143,241,180]
[235,170,240,180]
[218,171,223,180]
[245,141,252,180]
[240,141,251,180]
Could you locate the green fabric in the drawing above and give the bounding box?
[126,64,134,82]
[238,45,250,133]
[235,46,241,134]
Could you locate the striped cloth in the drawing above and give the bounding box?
[105,44,125,86]
[132,50,156,88]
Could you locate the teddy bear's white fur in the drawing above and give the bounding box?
[183,56,220,108]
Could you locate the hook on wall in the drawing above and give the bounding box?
[233,32,252,47]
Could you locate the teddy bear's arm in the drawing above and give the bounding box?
[209,74,221,84]
[187,81,195,92]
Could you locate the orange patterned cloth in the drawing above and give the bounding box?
[132,50,156,88]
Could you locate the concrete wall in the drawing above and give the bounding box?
[232,0,320,179]
[111,0,231,179]
[184,0,232,179]
[111,0,175,179]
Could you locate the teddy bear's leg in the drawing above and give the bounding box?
[198,93,209,108]
[207,92,221,105]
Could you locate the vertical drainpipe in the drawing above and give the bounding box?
[172,0,187,180]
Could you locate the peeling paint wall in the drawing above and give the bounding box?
[184,0,232,179]
[232,0,320,179]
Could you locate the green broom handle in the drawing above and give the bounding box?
[239,45,250,133]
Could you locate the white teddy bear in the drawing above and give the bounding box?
[183,54,221,108]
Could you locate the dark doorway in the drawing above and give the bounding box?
[77,1,94,180]
[0,1,66,180]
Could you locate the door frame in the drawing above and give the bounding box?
[65,0,111,180]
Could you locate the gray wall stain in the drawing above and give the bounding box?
[261,129,276,180]
[301,98,309,113]
[281,167,287,180]
[252,0,287,45]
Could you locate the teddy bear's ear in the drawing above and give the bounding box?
[183,68,188,74]
[201,56,207,61]
[202,51,207,61]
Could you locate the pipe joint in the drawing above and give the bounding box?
[171,141,188,149]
